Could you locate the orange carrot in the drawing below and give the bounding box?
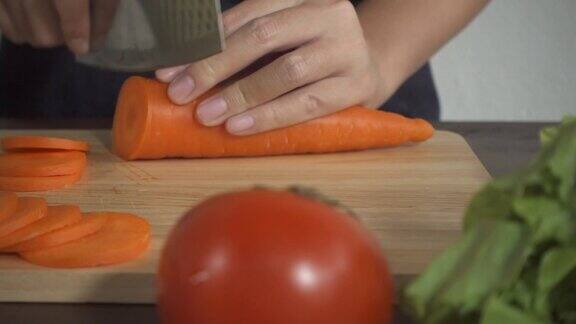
[2,136,90,152]
[0,170,84,192]
[9,212,107,252]
[20,212,150,268]
[113,76,434,160]
[0,197,46,239]
[0,191,18,222]
[0,205,81,250]
[0,151,87,177]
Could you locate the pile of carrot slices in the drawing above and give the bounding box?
[0,136,89,192]
[0,191,150,268]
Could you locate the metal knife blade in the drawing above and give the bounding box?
[76,0,225,72]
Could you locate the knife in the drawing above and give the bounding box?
[76,0,225,72]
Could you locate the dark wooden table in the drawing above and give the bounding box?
[0,120,551,324]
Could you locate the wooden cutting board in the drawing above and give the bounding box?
[0,130,489,303]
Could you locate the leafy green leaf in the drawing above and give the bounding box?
[549,269,576,323]
[500,266,539,312]
[404,220,529,323]
[512,197,575,244]
[539,116,576,147]
[538,247,576,292]
[546,122,576,203]
[540,126,559,147]
[464,182,514,230]
[480,297,549,324]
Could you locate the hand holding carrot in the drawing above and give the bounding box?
[156,0,389,136]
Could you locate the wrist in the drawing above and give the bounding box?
[365,40,406,107]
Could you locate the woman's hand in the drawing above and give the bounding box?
[156,0,388,135]
[0,0,90,54]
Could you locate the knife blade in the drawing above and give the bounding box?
[76,0,225,72]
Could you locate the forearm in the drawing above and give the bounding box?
[357,0,490,94]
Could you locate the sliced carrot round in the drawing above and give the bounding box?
[0,205,81,250]
[0,192,18,222]
[21,212,150,268]
[0,171,84,192]
[0,151,87,177]
[9,212,107,252]
[0,197,47,239]
[2,136,90,152]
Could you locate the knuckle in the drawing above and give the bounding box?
[331,0,356,16]
[61,25,86,40]
[59,15,79,29]
[22,0,46,11]
[21,0,36,10]
[190,60,219,86]
[263,106,287,127]
[59,17,88,39]
[328,0,359,29]
[221,11,238,33]
[279,54,309,85]
[300,93,325,117]
[227,82,253,109]
[247,16,279,48]
[30,33,61,47]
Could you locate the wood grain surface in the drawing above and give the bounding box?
[0,129,490,303]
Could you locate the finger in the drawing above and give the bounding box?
[53,0,90,54]
[21,0,63,47]
[167,5,327,105]
[157,0,297,84]
[90,0,120,50]
[2,0,29,44]
[226,76,363,135]
[222,0,301,36]
[0,1,23,43]
[156,65,189,83]
[196,42,346,126]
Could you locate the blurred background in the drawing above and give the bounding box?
[432,0,575,121]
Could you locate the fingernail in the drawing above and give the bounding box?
[197,97,228,124]
[228,115,255,134]
[168,74,195,104]
[69,38,89,55]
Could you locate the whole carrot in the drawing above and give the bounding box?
[113,77,434,160]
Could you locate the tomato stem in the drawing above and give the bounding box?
[253,185,359,220]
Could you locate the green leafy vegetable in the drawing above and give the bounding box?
[481,296,547,324]
[404,220,529,323]
[403,116,576,323]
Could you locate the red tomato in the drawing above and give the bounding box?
[157,189,393,324]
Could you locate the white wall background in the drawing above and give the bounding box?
[431,0,576,121]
